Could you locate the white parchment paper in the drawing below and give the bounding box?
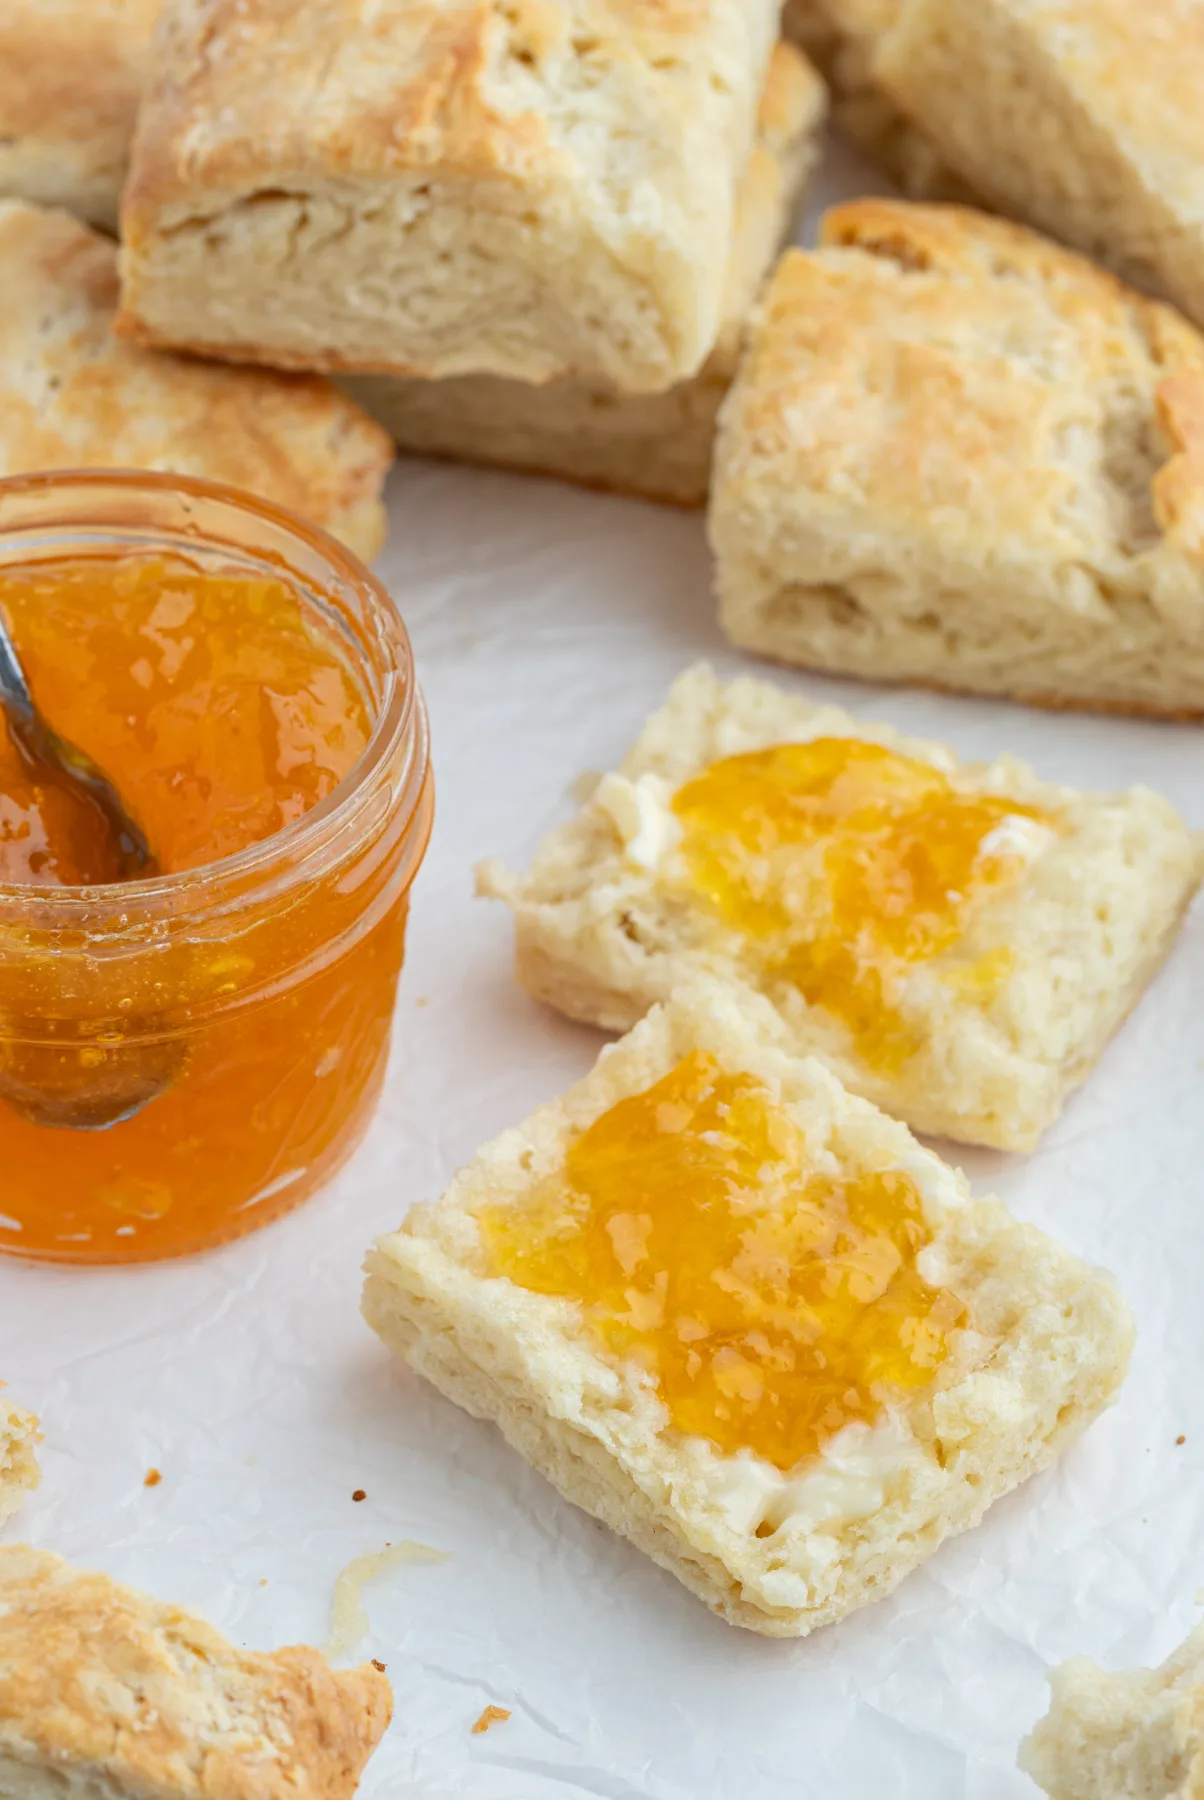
[3,140,1204,1799]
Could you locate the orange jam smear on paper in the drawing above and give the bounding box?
[479,1052,964,1472]
[0,555,412,1264]
[670,739,1051,1069]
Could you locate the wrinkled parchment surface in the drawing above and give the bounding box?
[3,141,1203,1800]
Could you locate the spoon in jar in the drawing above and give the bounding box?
[0,609,184,1129]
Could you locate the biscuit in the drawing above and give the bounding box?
[1020,1625,1204,1799]
[710,201,1204,718]
[117,0,782,394]
[0,1545,391,1799]
[0,0,161,233]
[873,0,1204,329]
[342,43,825,509]
[478,663,1203,1152]
[781,0,969,202]
[0,200,393,562]
[363,982,1134,1638]
[0,1399,39,1525]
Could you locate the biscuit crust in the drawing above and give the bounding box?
[1020,1626,1204,1800]
[363,985,1134,1637]
[0,1400,39,1526]
[0,0,161,232]
[0,1546,391,1800]
[0,200,393,561]
[875,0,1204,328]
[118,0,781,392]
[342,43,825,508]
[478,664,1203,1151]
[711,201,1204,718]
[781,0,970,201]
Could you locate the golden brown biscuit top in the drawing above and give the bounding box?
[0,200,392,556]
[733,200,1204,569]
[0,1546,391,1798]
[125,0,767,221]
[0,0,161,154]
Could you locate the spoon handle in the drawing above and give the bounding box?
[0,609,35,726]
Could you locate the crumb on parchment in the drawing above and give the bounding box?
[144,1469,162,1488]
[472,1706,511,1735]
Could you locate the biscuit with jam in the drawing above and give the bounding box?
[479,663,1203,1151]
[363,983,1134,1637]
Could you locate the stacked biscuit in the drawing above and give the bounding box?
[0,2,1202,1795]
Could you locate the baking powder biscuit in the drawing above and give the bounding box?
[117,0,781,394]
[342,43,825,509]
[781,0,969,202]
[711,201,1204,718]
[478,664,1203,1152]
[1020,1625,1204,1799]
[0,1545,391,1799]
[873,0,1204,328]
[0,200,393,562]
[363,982,1134,1638]
[0,0,161,233]
[0,1399,39,1526]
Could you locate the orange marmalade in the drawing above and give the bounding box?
[670,740,1051,1069]
[479,1052,964,1471]
[0,473,431,1264]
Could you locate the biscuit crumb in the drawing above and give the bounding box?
[372,1658,386,1672]
[352,1489,367,1502]
[143,1468,162,1488]
[472,1705,511,1735]
[1178,1435,1187,1445]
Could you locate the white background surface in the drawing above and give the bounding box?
[3,140,1204,1799]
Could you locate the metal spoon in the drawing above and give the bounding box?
[0,611,184,1130]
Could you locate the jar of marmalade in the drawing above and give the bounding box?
[0,471,432,1263]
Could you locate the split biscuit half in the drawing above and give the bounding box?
[479,663,1202,1152]
[364,983,1134,1637]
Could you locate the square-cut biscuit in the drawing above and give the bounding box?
[117,0,782,394]
[0,200,393,563]
[0,1546,391,1798]
[342,43,825,509]
[711,201,1204,718]
[478,664,1203,1151]
[781,0,968,202]
[1020,1625,1204,1800]
[873,0,1204,330]
[363,983,1134,1638]
[0,1399,39,1526]
[0,0,161,233]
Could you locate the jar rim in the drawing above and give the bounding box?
[0,468,429,928]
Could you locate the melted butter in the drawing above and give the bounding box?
[669,739,1052,1069]
[479,1052,964,1473]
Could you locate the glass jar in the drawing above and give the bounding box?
[0,471,432,1263]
